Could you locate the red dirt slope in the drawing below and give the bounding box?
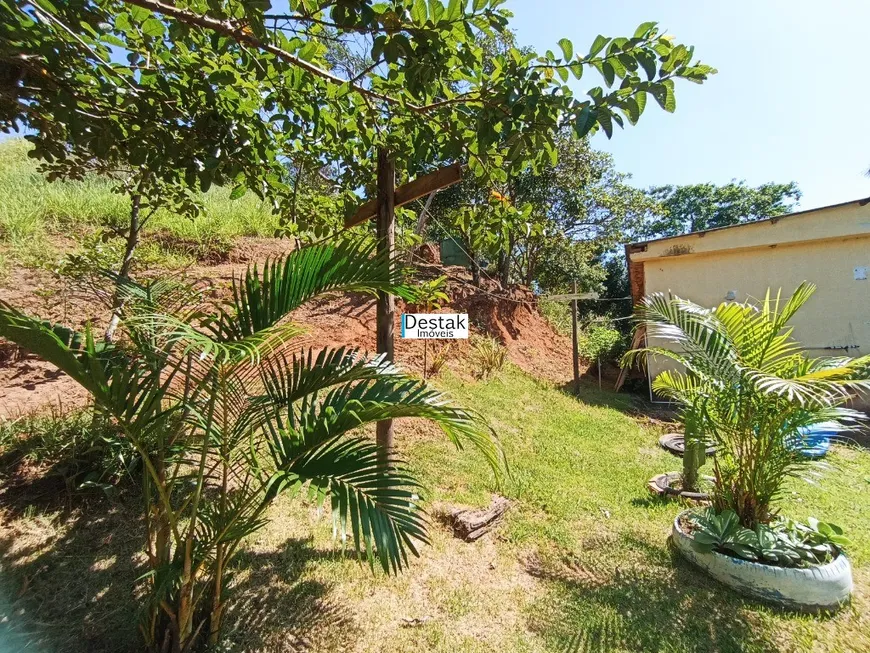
[0,239,574,418]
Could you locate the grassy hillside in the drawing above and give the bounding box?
[0,138,280,273]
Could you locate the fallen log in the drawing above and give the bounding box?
[449,495,510,542]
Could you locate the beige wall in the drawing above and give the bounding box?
[632,199,870,264]
[632,200,870,407]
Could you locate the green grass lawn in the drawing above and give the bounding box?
[1,366,869,652]
[408,368,870,653]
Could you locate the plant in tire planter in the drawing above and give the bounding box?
[673,509,854,611]
[625,283,870,608]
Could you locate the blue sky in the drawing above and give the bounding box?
[504,0,870,210]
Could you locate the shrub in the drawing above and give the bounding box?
[625,283,870,529]
[538,297,571,335]
[578,320,624,365]
[689,508,850,568]
[428,343,452,377]
[470,334,507,380]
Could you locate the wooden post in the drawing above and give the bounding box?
[571,280,580,395]
[376,148,396,456]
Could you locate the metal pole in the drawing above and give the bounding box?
[571,280,580,394]
[376,148,396,457]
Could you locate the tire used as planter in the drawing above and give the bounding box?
[658,433,717,458]
[648,472,714,501]
[672,510,853,612]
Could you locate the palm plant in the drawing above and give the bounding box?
[0,240,503,652]
[411,275,450,379]
[624,283,870,528]
[679,396,707,493]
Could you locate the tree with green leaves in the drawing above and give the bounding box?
[0,241,504,651]
[2,0,296,338]
[642,180,801,239]
[2,0,716,234]
[428,132,658,291]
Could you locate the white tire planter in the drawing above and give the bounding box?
[672,510,853,612]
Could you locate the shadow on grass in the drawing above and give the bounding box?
[221,538,358,652]
[0,477,144,652]
[557,377,678,424]
[525,536,782,653]
[0,473,354,652]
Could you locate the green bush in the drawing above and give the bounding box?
[538,297,572,336]
[470,334,508,380]
[578,320,624,365]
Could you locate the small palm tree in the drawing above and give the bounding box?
[624,283,870,528]
[412,275,450,379]
[0,240,503,652]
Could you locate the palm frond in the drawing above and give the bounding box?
[265,435,428,573]
[261,374,504,484]
[213,240,419,341]
[0,302,111,396]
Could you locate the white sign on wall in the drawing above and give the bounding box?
[401,314,469,339]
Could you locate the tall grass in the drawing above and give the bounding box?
[0,138,281,270]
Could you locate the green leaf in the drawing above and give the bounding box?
[558,38,573,61]
[633,21,657,39]
[637,52,657,81]
[141,17,165,38]
[411,0,427,23]
[428,0,445,22]
[298,41,318,61]
[587,34,608,58]
[473,0,487,10]
[229,184,248,200]
[114,12,132,34]
[652,82,676,112]
[597,110,613,138]
[634,89,647,117]
[602,61,615,87]
[574,106,597,138]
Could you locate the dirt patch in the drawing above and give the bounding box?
[1,237,576,418]
[290,268,576,384]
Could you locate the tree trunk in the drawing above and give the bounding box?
[498,236,513,289]
[682,437,705,493]
[524,244,537,287]
[470,256,481,287]
[375,148,396,462]
[422,341,428,380]
[105,192,142,342]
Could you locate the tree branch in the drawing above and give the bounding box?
[120,0,422,110]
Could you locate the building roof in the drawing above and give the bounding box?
[627,195,870,251]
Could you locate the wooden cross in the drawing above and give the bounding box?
[347,151,462,456]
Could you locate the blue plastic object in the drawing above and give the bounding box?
[791,422,840,458]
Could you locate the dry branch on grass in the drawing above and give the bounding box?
[448,495,510,542]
